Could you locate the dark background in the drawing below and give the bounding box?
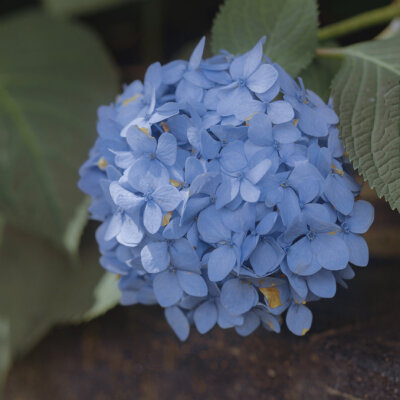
[2,0,399,399]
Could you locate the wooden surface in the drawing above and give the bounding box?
[4,193,400,400]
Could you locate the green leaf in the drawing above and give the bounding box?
[78,272,121,322]
[0,11,119,254]
[42,0,141,17]
[331,36,400,211]
[211,0,318,76]
[300,57,341,102]
[300,41,342,103]
[0,225,108,358]
[0,317,11,397]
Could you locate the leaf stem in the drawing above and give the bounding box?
[318,2,400,41]
[315,47,345,59]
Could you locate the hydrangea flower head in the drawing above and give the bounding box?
[79,37,374,340]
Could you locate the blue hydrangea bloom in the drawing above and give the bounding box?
[79,37,374,340]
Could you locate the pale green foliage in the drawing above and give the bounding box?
[211,0,318,76]
[0,11,119,254]
[0,226,103,358]
[332,36,400,211]
[0,12,122,390]
[79,272,121,322]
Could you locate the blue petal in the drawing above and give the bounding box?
[126,126,156,156]
[311,233,349,270]
[109,182,145,210]
[201,130,221,159]
[152,184,182,212]
[217,299,244,328]
[273,122,301,144]
[100,255,130,275]
[292,100,329,137]
[221,278,258,315]
[278,214,307,246]
[96,221,117,252]
[162,217,190,239]
[167,114,190,145]
[165,306,190,341]
[287,237,313,275]
[288,163,323,204]
[184,69,213,89]
[162,60,186,85]
[143,201,163,234]
[220,140,247,172]
[247,64,278,93]
[181,195,210,225]
[286,303,313,336]
[154,102,180,120]
[221,202,256,233]
[248,112,273,146]
[194,301,218,334]
[241,234,259,262]
[347,200,374,234]
[307,90,339,124]
[260,312,281,333]
[307,269,336,298]
[144,61,162,96]
[203,69,232,85]
[208,245,236,282]
[328,127,345,157]
[240,179,260,202]
[210,125,248,143]
[324,174,354,215]
[245,159,271,184]
[156,132,177,166]
[343,233,369,267]
[128,157,169,193]
[176,79,203,103]
[235,311,260,336]
[215,177,240,209]
[267,100,294,124]
[177,271,208,296]
[184,156,205,184]
[170,238,201,272]
[188,36,205,70]
[278,187,300,227]
[153,270,182,307]
[256,212,278,235]
[234,98,266,121]
[302,203,333,226]
[117,212,144,247]
[104,212,122,241]
[197,205,231,243]
[250,239,284,276]
[281,260,308,299]
[141,241,170,273]
[230,37,265,79]
[256,79,280,102]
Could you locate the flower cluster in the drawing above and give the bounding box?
[79,37,374,340]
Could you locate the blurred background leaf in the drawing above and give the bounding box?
[42,0,143,17]
[300,41,341,102]
[331,35,400,211]
[79,272,121,322]
[211,0,318,76]
[300,57,341,102]
[0,225,119,360]
[0,317,11,398]
[0,10,119,255]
